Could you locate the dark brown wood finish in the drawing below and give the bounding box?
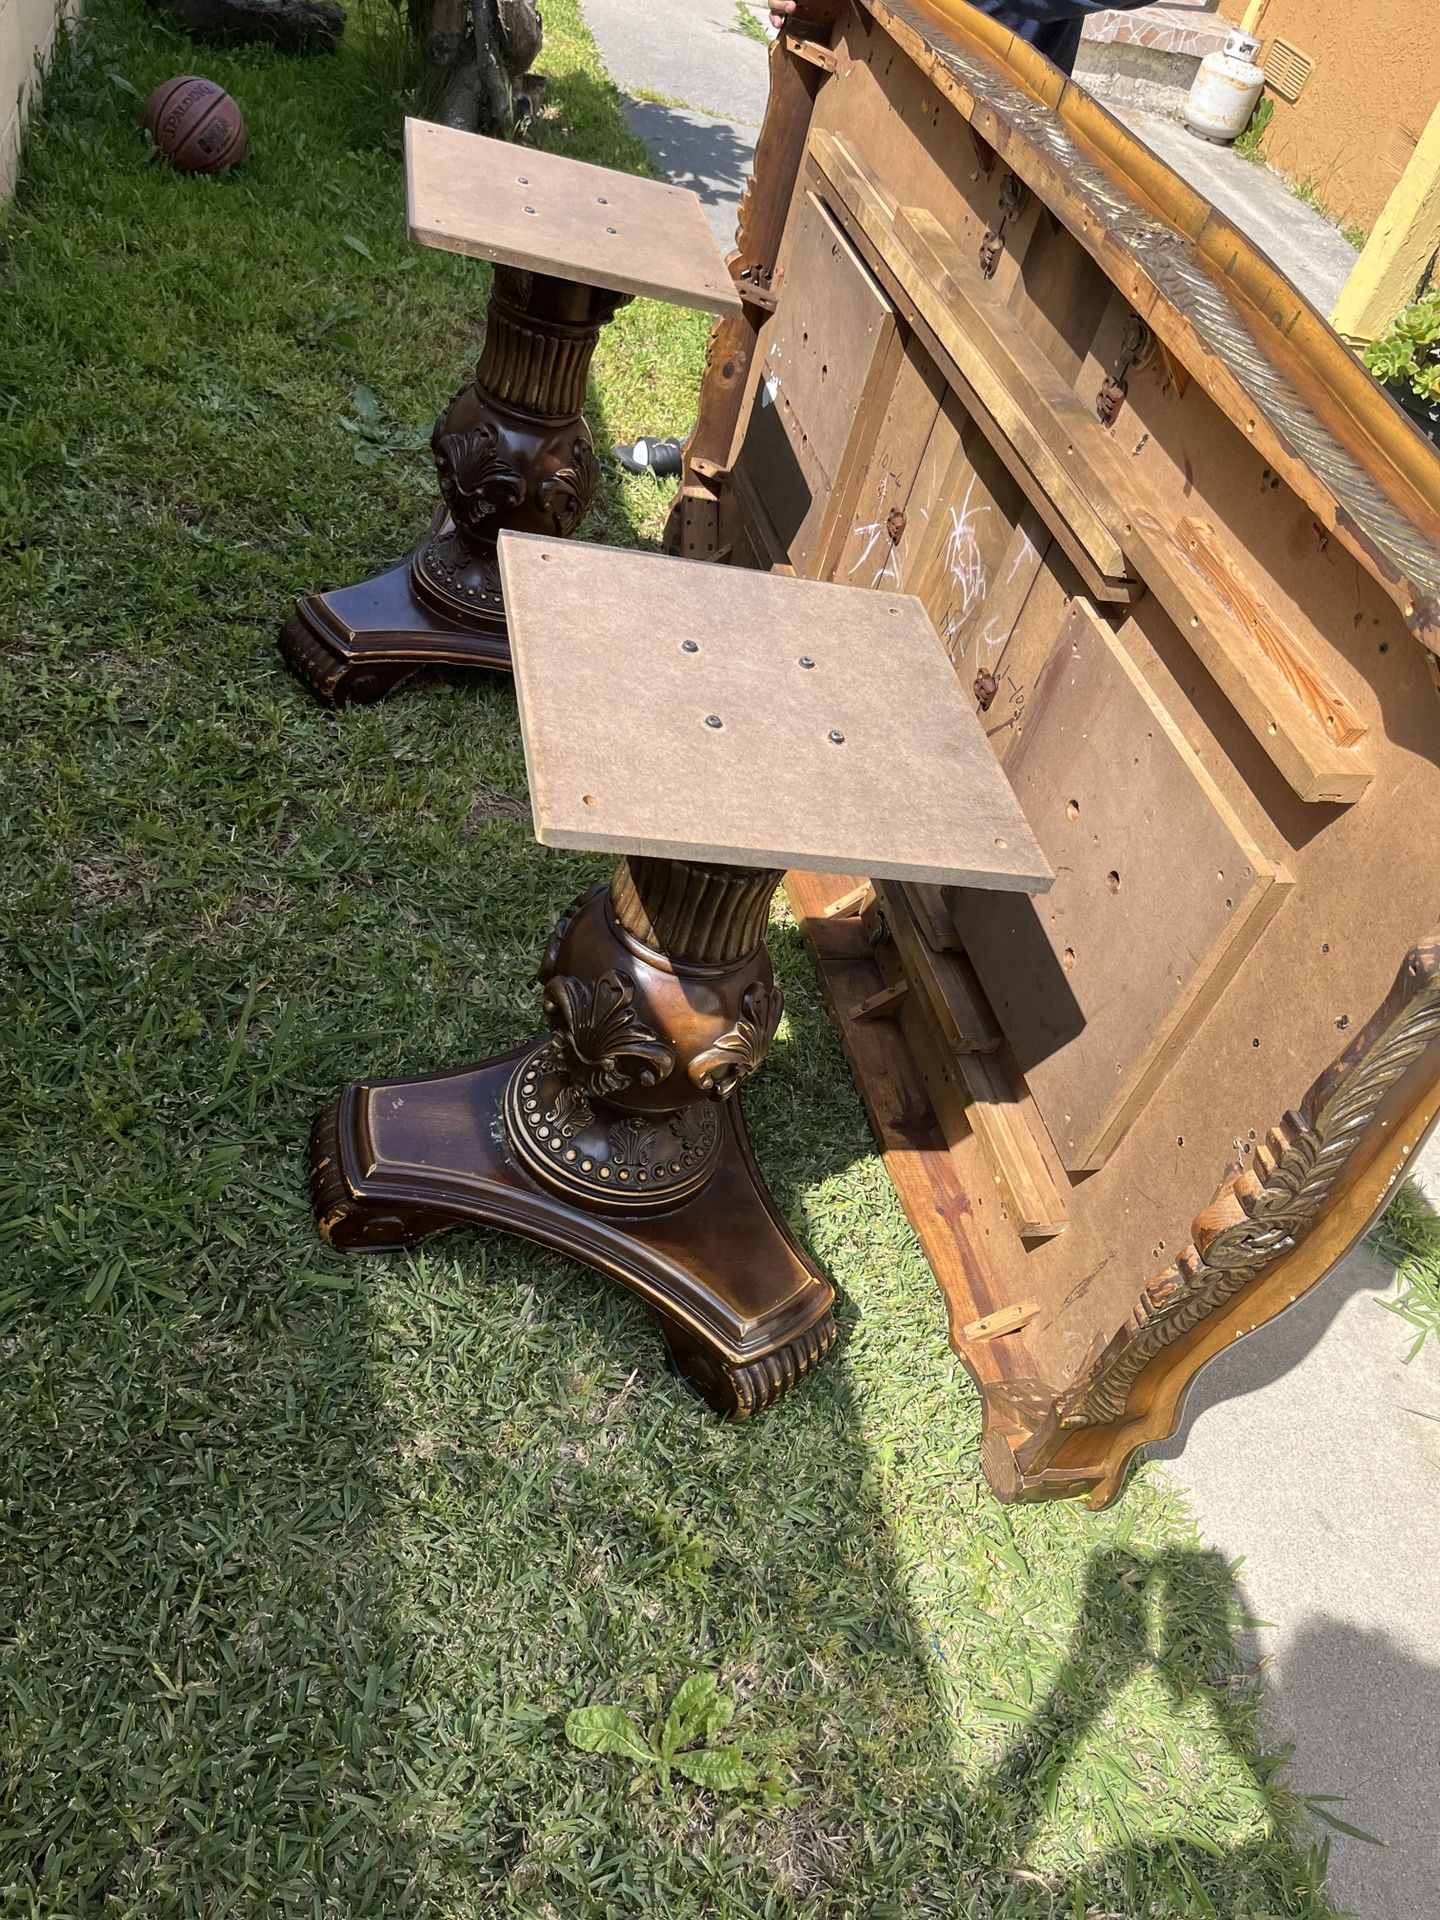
[298,2,1440,1491]
[281,128,740,704]
[312,859,837,1413]
[280,268,628,703]
[308,539,1050,1413]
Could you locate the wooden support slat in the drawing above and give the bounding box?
[873,881,1001,1054]
[903,881,964,951]
[953,1046,1071,1241]
[785,870,1021,1347]
[896,199,1132,578]
[963,1299,1040,1344]
[809,130,1137,601]
[1175,517,1370,750]
[1128,511,1374,804]
[823,880,876,919]
[849,980,909,1022]
[782,31,839,74]
[868,884,1068,1241]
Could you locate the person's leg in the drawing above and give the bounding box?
[970,0,1156,77]
[769,2,1150,79]
[1024,17,1085,74]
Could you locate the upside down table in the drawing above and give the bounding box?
[279,121,742,706]
[308,537,1052,1410]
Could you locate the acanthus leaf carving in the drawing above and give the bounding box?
[688,982,784,1098]
[432,418,527,543]
[535,437,599,538]
[542,969,676,1100]
[1059,952,1440,1430]
[542,1080,592,1134]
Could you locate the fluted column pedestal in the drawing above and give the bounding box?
[309,856,837,1415]
[279,267,628,706]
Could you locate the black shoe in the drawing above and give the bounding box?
[613,435,684,478]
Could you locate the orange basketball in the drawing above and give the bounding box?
[144,75,247,175]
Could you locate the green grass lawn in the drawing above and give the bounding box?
[0,3,1347,1913]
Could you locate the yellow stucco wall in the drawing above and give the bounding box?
[1254,0,1439,232]
[1,0,73,201]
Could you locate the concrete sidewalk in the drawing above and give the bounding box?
[581,0,770,244]
[1108,102,1359,314]
[1152,1130,1440,1920]
[578,7,1438,1913]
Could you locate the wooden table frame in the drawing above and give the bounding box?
[666,0,1440,1505]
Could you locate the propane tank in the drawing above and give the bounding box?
[1184,32,1266,144]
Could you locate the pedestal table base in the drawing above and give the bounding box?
[311,1044,837,1416]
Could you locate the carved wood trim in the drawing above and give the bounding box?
[1056,941,1440,1432]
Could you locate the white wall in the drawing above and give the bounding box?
[1,0,72,202]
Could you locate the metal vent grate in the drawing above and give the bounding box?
[1264,39,1314,104]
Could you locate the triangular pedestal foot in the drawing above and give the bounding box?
[309,1045,836,1418]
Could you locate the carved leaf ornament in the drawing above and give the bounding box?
[1060,961,1440,1428]
[689,983,784,1098]
[432,422,526,540]
[543,970,675,1099]
[537,440,600,537]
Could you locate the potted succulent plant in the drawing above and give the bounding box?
[1364,290,1440,449]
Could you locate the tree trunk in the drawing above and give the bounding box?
[413,0,542,136]
[151,0,345,56]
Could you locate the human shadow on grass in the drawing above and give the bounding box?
[1258,1617,1440,1920]
[0,821,1346,1917]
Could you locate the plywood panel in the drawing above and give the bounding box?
[952,599,1291,1170]
[734,192,896,568]
[498,534,1053,890]
[824,343,946,590]
[881,930,1070,1241]
[809,130,1133,585]
[895,387,1036,682]
[404,118,741,315]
